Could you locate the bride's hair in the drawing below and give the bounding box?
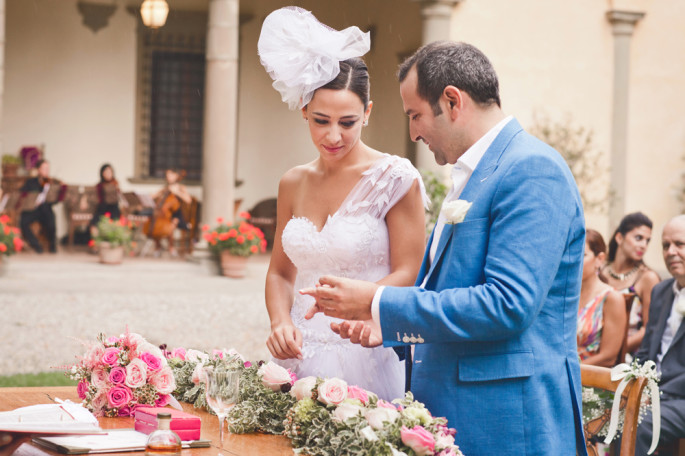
[316,57,370,110]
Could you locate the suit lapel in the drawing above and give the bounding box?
[651,282,676,360]
[423,118,523,286]
[415,229,435,286]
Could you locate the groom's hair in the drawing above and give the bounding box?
[398,41,501,116]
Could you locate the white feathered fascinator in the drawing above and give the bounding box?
[258,7,371,110]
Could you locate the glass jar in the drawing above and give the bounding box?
[145,412,182,455]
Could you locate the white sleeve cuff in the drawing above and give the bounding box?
[371,285,385,327]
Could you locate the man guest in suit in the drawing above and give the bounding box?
[634,214,685,455]
[302,41,587,455]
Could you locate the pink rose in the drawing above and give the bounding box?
[437,449,460,456]
[258,362,293,392]
[290,376,317,401]
[84,344,105,369]
[376,400,398,410]
[171,348,186,360]
[317,378,348,405]
[105,336,120,345]
[150,366,176,394]
[346,385,369,404]
[90,367,109,389]
[140,352,162,371]
[212,349,224,360]
[90,391,108,417]
[77,380,90,399]
[156,394,171,407]
[109,367,126,385]
[124,358,148,388]
[400,425,435,456]
[244,361,252,368]
[107,386,133,409]
[118,404,136,417]
[101,347,121,366]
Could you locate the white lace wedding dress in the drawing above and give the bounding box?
[276,153,428,401]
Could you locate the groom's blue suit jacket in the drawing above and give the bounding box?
[381,119,587,456]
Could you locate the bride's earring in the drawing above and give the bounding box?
[304,118,309,124]
[363,119,369,127]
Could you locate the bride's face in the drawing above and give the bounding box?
[303,88,371,162]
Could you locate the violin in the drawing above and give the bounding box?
[142,171,186,241]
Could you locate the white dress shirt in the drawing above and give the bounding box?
[657,281,685,370]
[371,116,514,325]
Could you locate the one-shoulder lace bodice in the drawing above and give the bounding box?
[275,154,428,400]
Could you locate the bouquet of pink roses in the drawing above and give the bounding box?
[69,331,176,417]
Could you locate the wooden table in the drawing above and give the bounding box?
[0,387,294,455]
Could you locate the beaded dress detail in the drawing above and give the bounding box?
[276,154,428,400]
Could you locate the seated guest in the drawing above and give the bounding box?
[18,159,63,253]
[602,212,661,357]
[634,215,685,455]
[577,229,626,366]
[89,163,122,238]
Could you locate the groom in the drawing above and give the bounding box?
[303,41,588,455]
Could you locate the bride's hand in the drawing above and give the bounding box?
[300,276,378,321]
[331,320,383,348]
[266,322,303,360]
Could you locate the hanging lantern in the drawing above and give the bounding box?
[140,0,169,29]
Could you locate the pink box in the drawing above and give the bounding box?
[134,407,201,441]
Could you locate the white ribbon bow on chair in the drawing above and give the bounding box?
[603,361,661,455]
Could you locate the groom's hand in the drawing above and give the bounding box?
[331,320,383,347]
[300,275,378,321]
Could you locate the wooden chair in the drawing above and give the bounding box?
[248,197,277,250]
[175,196,200,256]
[581,364,648,456]
[616,293,636,365]
[64,186,96,249]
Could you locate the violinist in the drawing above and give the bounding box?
[18,159,62,253]
[146,168,191,256]
[89,163,123,238]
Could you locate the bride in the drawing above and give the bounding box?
[259,7,428,401]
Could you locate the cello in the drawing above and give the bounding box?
[142,170,187,243]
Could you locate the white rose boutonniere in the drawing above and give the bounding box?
[441,200,472,224]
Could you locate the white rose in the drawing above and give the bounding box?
[386,442,408,456]
[186,349,209,364]
[317,378,348,405]
[226,348,246,362]
[191,363,207,385]
[441,200,472,224]
[365,406,400,430]
[435,432,456,450]
[360,426,379,442]
[258,361,292,392]
[290,376,317,400]
[332,401,364,422]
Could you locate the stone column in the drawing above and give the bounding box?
[0,0,5,158]
[411,0,462,177]
[606,9,645,227]
[201,0,239,226]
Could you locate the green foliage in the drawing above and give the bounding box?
[420,169,448,233]
[1,154,22,165]
[227,365,296,434]
[93,214,132,248]
[529,113,612,213]
[0,372,77,387]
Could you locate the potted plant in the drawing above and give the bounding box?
[203,212,266,278]
[0,214,24,271]
[1,154,23,177]
[90,213,132,264]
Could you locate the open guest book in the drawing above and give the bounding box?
[0,401,101,434]
[32,430,211,454]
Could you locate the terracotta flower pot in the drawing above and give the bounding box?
[99,242,124,265]
[220,250,248,278]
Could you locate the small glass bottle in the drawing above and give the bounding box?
[145,412,182,455]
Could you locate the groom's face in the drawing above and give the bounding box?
[400,68,453,166]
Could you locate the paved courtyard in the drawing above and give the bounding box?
[0,251,273,376]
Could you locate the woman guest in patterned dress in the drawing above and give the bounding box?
[601,212,661,358]
[577,229,626,366]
